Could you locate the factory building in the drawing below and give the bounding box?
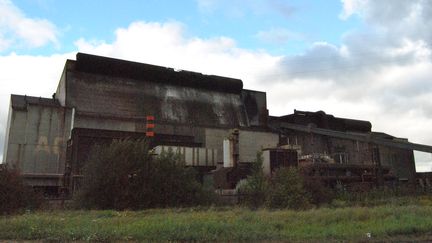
[3,53,432,195]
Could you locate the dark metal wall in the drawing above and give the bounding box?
[280,130,416,182]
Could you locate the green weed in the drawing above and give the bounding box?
[1,203,432,241]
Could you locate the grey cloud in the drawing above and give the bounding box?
[418,102,432,119]
[273,0,432,89]
[277,32,424,84]
[353,0,432,46]
[362,1,417,25]
[277,43,379,83]
[393,77,432,98]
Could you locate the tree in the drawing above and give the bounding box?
[75,139,213,210]
[266,167,310,209]
[237,152,268,208]
[0,166,43,214]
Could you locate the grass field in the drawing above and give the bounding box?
[1,201,432,242]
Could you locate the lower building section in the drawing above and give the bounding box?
[3,100,429,197]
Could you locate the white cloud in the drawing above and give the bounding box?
[340,0,432,43]
[0,0,58,51]
[0,52,75,161]
[75,21,281,87]
[339,0,368,19]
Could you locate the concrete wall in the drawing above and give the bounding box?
[66,71,248,128]
[73,114,209,146]
[4,104,72,180]
[241,90,267,126]
[55,63,68,107]
[262,150,271,175]
[204,128,278,163]
[2,103,12,164]
[73,115,136,132]
[204,128,230,162]
[239,130,278,162]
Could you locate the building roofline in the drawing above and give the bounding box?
[69,52,245,94]
[10,94,60,110]
[271,121,432,153]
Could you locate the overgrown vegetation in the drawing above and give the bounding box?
[236,152,268,208]
[303,177,335,205]
[1,204,432,241]
[0,167,43,214]
[74,139,214,210]
[2,141,432,241]
[266,167,311,209]
[238,152,332,209]
[332,185,430,208]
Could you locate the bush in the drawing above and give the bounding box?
[266,167,310,209]
[303,177,334,206]
[237,152,268,208]
[139,150,215,208]
[0,167,43,214]
[237,153,316,209]
[75,139,214,210]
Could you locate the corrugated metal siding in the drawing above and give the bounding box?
[5,102,71,178]
[154,145,218,167]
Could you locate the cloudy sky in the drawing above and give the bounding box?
[1,0,431,171]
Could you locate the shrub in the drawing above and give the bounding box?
[0,166,43,214]
[266,167,310,209]
[138,150,215,208]
[303,177,334,206]
[237,152,268,208]
[75,139,213,210]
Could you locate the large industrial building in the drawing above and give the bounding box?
[3,53,432,195]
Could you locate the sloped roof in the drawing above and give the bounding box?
[271,121,432,153]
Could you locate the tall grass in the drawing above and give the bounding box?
[1,203,432,241]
